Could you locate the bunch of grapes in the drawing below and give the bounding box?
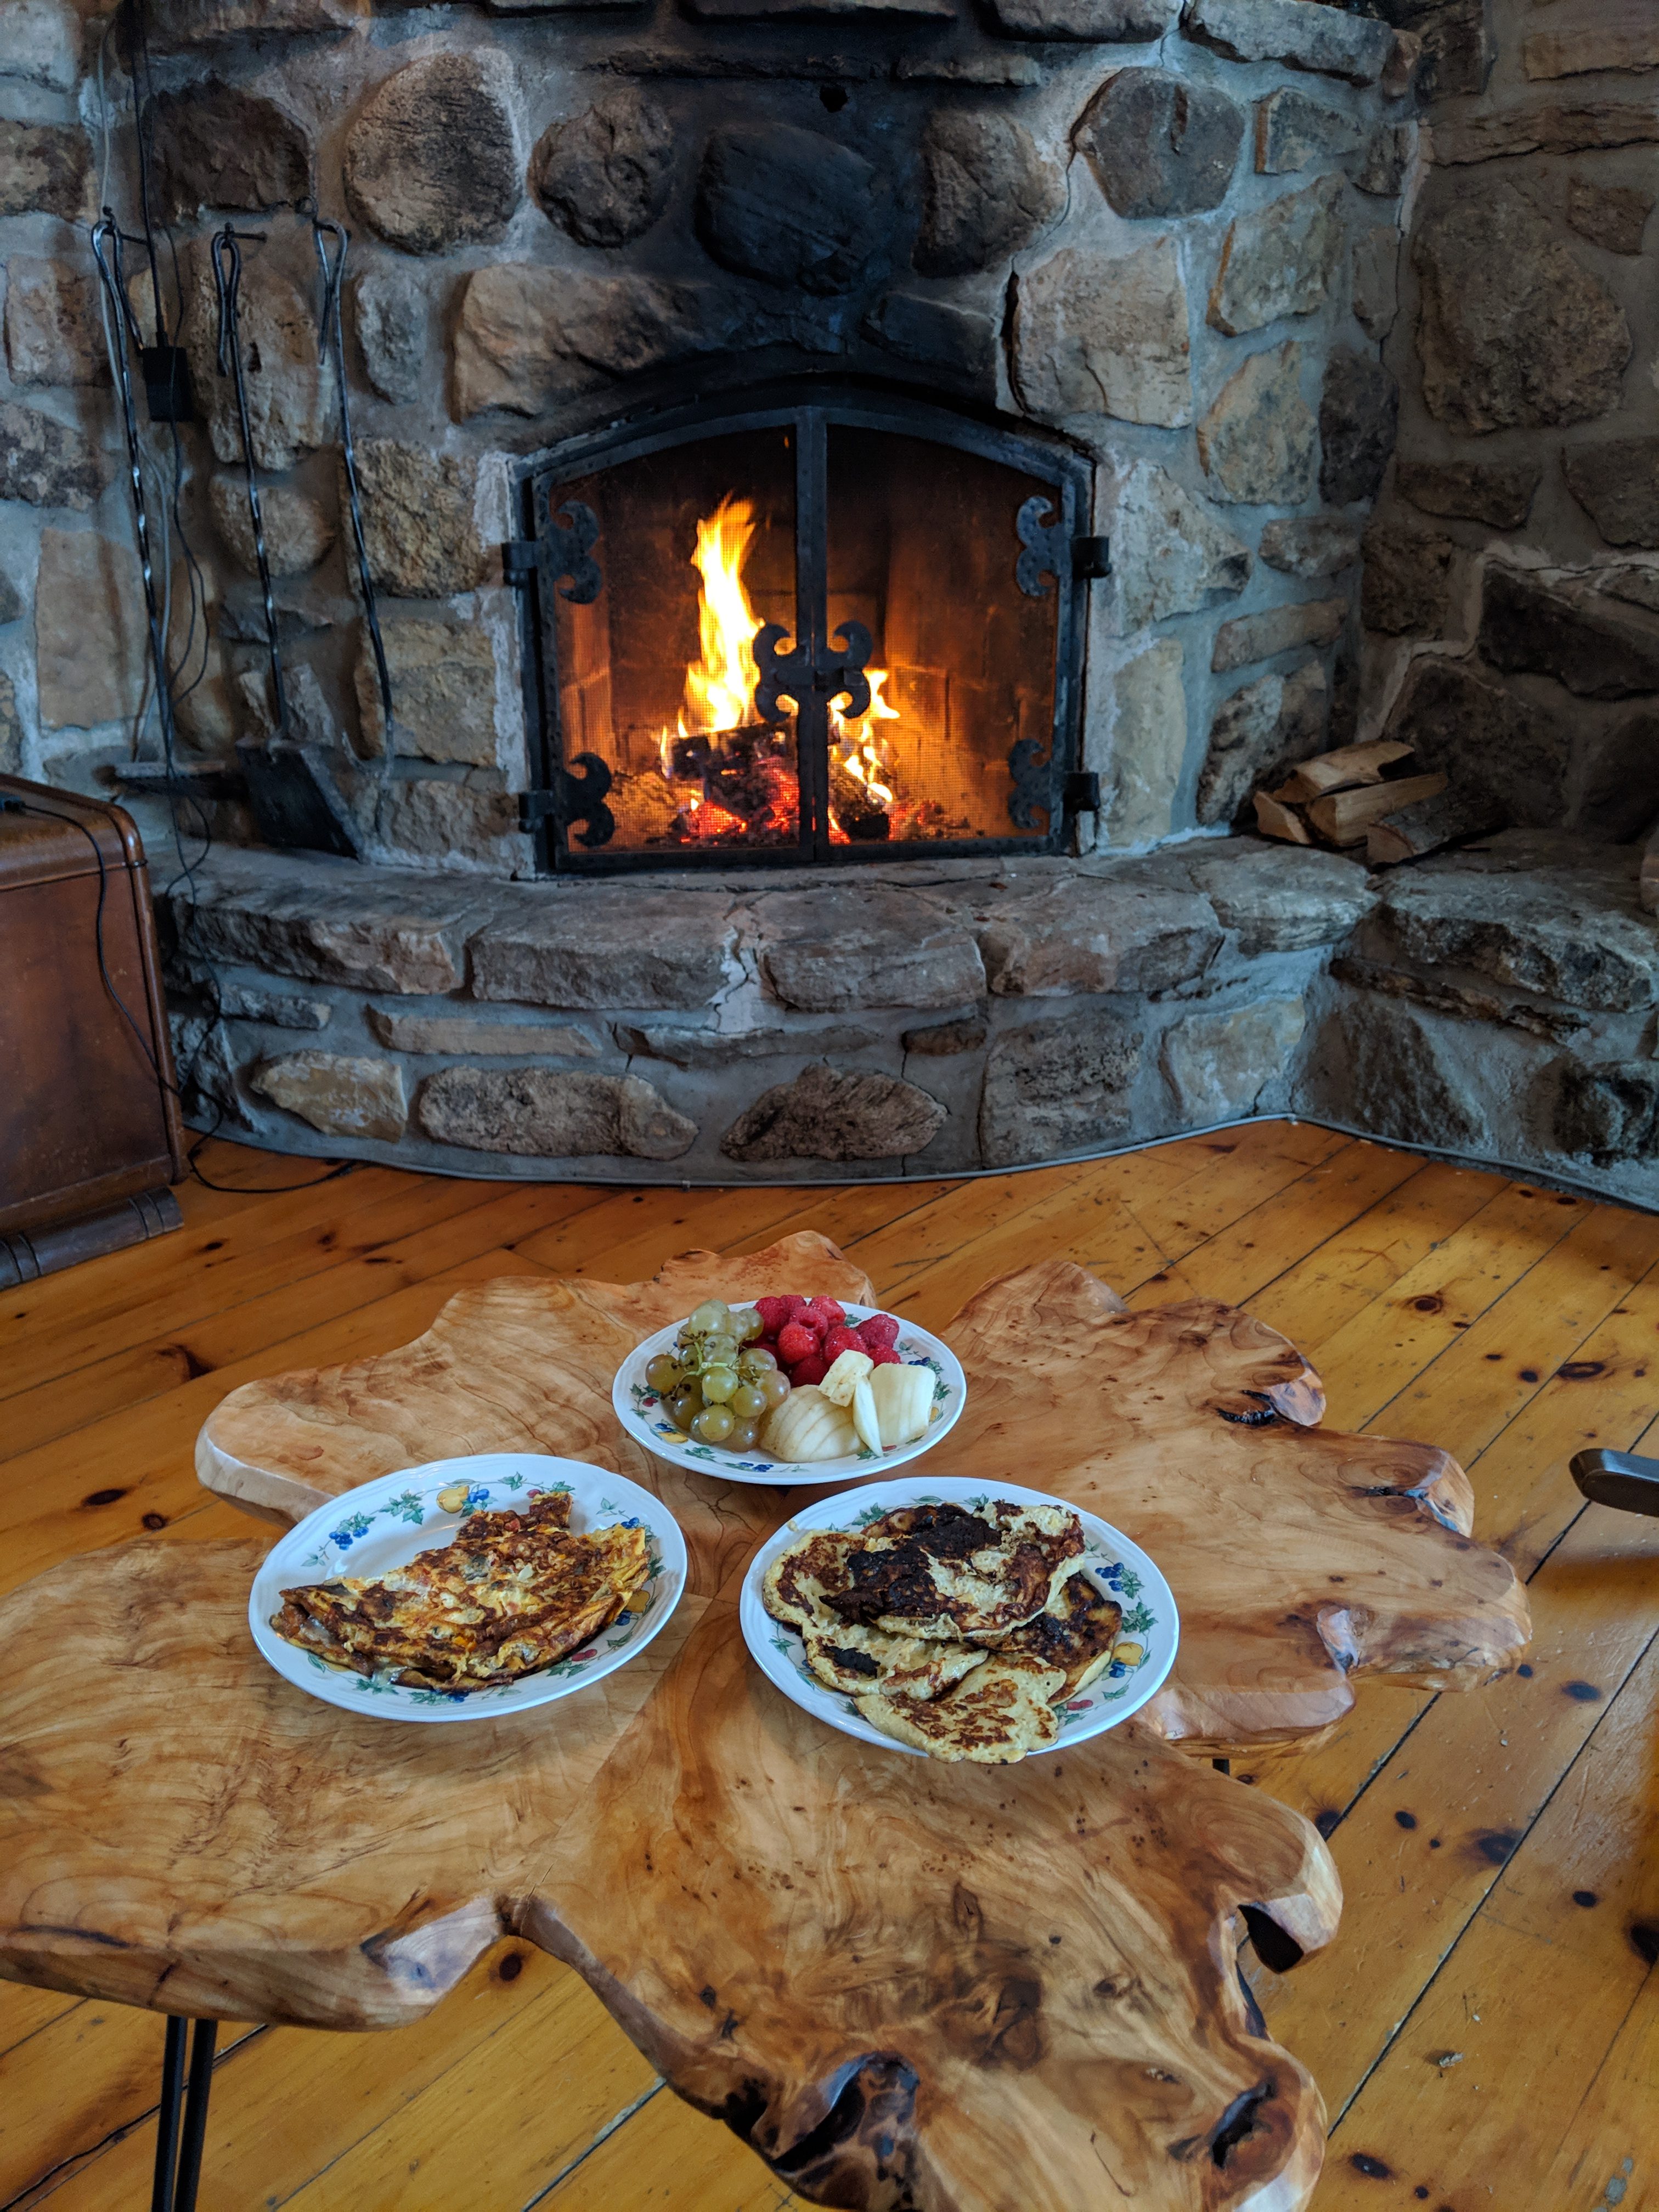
[645,1299,791,1449]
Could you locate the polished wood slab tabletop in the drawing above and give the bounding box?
[0,1222,1527,2210]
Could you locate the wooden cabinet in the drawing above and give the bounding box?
[0,776,184,1276]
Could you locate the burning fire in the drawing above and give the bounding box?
[657,493,900,842]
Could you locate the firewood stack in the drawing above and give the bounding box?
[1252,741,1496,866]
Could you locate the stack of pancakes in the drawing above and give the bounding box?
[763,1500,1121,1762]
[272,1492,648,1692]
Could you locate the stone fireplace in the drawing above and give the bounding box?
[3,0,1656,1201]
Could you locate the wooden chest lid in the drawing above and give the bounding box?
[0,776,148,893]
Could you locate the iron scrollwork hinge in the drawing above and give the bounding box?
[505,494,603,604]
[1015,496,1111,596]
[519,752,615,849]
[752,619,873,725]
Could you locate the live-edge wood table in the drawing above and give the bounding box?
[0,1234,1530,2212]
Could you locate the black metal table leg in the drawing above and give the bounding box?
[151,2017,188,2212]
[151,2018,217,2212]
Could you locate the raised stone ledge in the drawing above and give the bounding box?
[162,837,1658,1203]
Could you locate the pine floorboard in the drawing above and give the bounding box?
[2,1125,1656,2212]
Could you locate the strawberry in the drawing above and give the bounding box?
[822,1325,864,1361]
[754,1296,794,1335]
[789,1353,828,1386]
[868,1345,902,1366]
[802,1296,845,1333]
[857,1313,900,1351]
[776,1319,818,1367]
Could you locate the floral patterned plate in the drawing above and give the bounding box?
[249,1454,686,1725]
[613,1306,966,1487]
[739,1476,1178,1758]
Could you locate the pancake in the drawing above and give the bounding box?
[856,1652,1066,1764]
[821,1500,1084,1642]
[761,1528,861,1630]
[270,1493,647,1692]
[802,1624,988,1702]
[999,1566,1122,1698]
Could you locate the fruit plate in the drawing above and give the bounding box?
[249,1453,686,1724]
[613,1306,966,1487]
[739,1476,1179,1759]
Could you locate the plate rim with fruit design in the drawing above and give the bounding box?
[738,1475,1180,1758]
[247,1453,687,1725]
[611,1305,967,1488]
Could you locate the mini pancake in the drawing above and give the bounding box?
[822,1500,1084,1642]
[802,1624,988,1702]
[761,1528,861,1630]
[1000,1566,1122,1698]
[856,1652,1067,1764]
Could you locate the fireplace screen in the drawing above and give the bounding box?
[511,390,1094,872]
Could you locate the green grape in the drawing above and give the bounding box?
[738,1347,777,1379]
[728,1418,760,1451]
[667,1383,703,1432]
[702,1333,738,1368]
[732,1306,764,1342]
[676,1339,706,1376]
[759,1369,791,1409]
[691,1403,735,1444]
[701,1364,738,1404]
[645,1353,683,1395]
[728,1382,766,1421]
[689,1300,731,1335]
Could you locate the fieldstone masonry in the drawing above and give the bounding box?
[1,0,1656,1201]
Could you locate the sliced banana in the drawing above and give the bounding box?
[868,1362,932,1448]
[819,1349,873,1406]
[851,1377,881,1455]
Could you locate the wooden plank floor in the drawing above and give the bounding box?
[3,1123,1657,2212]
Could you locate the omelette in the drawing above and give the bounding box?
[763,1498,1131,1764]
[270,1492,649,1692]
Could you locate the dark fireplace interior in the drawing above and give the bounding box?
[517,391,1091,871]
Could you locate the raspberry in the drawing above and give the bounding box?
[822,1325,864,1361]
[868,1345,902,1366]
[857,1313,900,1351]
[776,1319,818,1366]
[790,1353,829,1386]
[754,1296,794,1335]
[802,1296,845,1333]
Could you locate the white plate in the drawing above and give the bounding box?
[740,1476,1178,1758]
[249,1453,686,1724]
[613,1304,966,1487]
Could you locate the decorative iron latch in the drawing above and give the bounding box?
[1015,495,1111,597]
[502,494,603,604]
[518,753,615,849]
[752,620,873,725]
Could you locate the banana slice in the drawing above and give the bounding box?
[851,1378,881,1455]
[820,1350,873,1406]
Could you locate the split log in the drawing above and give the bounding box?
[1365,785,1504,866]
[1273,738,1414,803]
[1252,789,1314,843]
[1305,771,1447,848]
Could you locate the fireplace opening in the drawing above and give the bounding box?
[509,387,1097,873]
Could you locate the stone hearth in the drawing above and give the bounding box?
[161,830,1659,1208]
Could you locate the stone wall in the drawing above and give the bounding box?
[1360,0,1659,840]
[0,0,1425,861]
